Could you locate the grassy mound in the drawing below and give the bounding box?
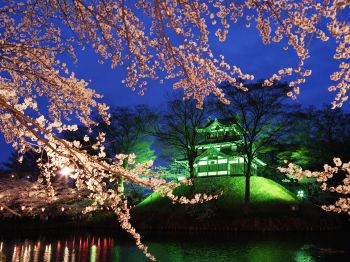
[136,176,297,214]
[132,176,337,231]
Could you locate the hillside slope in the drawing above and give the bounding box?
[136,176,297,213]
[132,176,337,231]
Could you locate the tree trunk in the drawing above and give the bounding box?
[189,158,195,179]
[188,157,195,195]
[244,157,252,215]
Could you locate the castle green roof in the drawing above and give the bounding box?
[196,118,239,134]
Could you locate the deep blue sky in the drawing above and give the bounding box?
[0,22,347,163]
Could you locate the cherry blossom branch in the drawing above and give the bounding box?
[278,158,350,214]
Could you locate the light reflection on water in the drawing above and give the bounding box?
[1,236,119,262]
[0,232,349,262]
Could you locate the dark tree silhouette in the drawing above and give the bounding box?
[155,92,209,182]
[216,81,292,214]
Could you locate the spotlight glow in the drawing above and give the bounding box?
[60,167,72,176]
[297,190,304,199]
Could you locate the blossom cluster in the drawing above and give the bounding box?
[3,1,348,109]
[278,158,350,215]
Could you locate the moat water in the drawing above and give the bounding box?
[0,231,349,261]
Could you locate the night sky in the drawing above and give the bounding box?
[0,23,346,163]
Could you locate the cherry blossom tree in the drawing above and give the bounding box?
[0,0,349,260]
[0,178,89,217]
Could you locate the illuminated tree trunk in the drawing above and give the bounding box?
[189,157,195,179]
[244,155,253,215]
[188,156,195,195]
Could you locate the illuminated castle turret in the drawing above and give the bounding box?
[192,118,265,177]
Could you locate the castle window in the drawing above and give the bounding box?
[230,163,244,175]
[208,163,217,171]
[218,163,227,171]
[198,165,208,172]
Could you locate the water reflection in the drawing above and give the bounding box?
[0,236,117,262]
[0,233,349,261]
